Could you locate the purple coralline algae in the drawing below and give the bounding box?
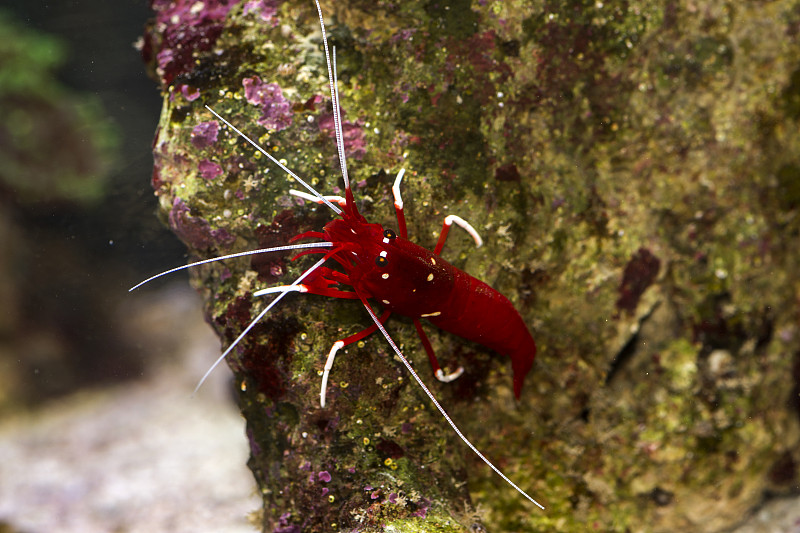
[168,197,234,250]
[243,76,293,131]
[243,0,280,22]
[411,497,431,519]
[180,84,201,101]
[191,121,219,149]
[272,512,300,533]
[143,0,238,86]
[198,159,223,180]
[318,113,366,160]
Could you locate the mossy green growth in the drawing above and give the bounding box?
[144,0,800,531]
[0,10,117,204]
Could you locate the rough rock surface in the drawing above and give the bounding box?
[140,0,800,531]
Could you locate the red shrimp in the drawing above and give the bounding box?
[285,173,536,402]
[131,0,543,510]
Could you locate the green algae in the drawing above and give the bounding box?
[144,0,800,531]
[0,9,117,204]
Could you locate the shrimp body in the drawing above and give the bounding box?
[293,199,536,399]
[423,271,536,400]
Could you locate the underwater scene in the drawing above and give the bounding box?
[1,1,799,532]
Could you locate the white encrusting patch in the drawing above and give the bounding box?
[420,311,441,317]
[381,273,389,279]
[426,273,434,282]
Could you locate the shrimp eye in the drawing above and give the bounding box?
[375,256,388,267]
[383,229,396,240]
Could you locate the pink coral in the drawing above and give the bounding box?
[317,113,366,160]
[198,159,223,180]
[243,0,280,22]
[191,121,219,149]
[168,197,234,249]
[243,76,293,131]
[144,0,239,86]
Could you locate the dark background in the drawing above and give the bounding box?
[2,0,185,402]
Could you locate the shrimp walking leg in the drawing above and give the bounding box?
[320,309,391,407]
[413,319,464,383]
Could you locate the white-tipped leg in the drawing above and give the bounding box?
[434,214,483,255]
[320,340,344,408]
[444,215,483,248]
[391,169,409,239]
[289,189,347,207]
[435,366,465,383]
[252,284,308,298]
[392,168,406,211]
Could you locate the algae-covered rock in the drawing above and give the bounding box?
[142,0,800,531]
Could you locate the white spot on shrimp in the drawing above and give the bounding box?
[426,273,434,282]
[430,257,436,265]
[382,299,390,305]
[420,311,441,318]
[381,273,389,279]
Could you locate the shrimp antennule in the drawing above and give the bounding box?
[193,254,331,394]
[128,242,334,292]
[314,0,349,194]
[204,105,342,215]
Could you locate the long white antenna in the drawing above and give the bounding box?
[193,254,330,394]
[129,242,333,292]
[359,298,546,510]
[331,49,349,189]
[314,0,350,192]
[205,105,342,215]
